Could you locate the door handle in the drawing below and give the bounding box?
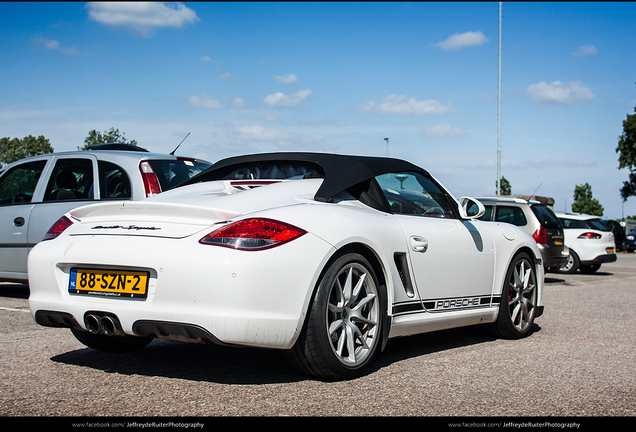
[14,217,26,227]
[410,236,429,253]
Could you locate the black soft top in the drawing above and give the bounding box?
[182,152,432,205]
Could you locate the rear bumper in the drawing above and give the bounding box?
[581,253,617,266]
[28,232,334,350]
[537,244,568,269]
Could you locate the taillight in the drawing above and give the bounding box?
[532,226,547,245]
[42,216,74,241]
[199,218,306,250]
[578,232,602,239]
[139,161,161,197]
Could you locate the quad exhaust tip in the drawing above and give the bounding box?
[84,313,124,337]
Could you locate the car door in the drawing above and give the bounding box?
[27,155,98,249]
[0,159,49,278]
[376,172,495,306]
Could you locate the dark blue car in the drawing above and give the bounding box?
[626,229,636,252]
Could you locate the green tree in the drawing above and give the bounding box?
[496,176,511,195]
[572,183,604,216]
[79,127,138,150]
[0,135,54,167]
[616,91,636,200]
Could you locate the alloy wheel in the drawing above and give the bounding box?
[326,263,380,367]
[507,257,537,333]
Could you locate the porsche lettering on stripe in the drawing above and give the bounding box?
[425,296,495,311]
[435,297,481,309]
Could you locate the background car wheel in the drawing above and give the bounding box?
[558,251,580,274]
[287,252,385,379]
[71,328,153,353]
[492,252,538,339]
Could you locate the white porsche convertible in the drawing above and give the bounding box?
[28,152,543,379]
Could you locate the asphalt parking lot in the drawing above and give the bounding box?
[2,253,635,423]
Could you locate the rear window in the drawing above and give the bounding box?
[560,217,607,230]
[220,162,323,181]
[589,220,609,231]
[531,205,562,229]
[560,218,587,229]
[147,159,211,190]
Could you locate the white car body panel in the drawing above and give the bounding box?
[28,153,544,373]
[29,179,543,349]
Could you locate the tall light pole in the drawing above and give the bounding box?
[384,137,389,156]
[497,2,502,195]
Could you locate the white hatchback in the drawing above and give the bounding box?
[554,212,617,274]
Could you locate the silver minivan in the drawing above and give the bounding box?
[0,144,211,282]
[478,197,568,271]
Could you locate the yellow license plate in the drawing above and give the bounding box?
[69,268,149,299]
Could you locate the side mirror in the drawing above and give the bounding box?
[458,197,485,220]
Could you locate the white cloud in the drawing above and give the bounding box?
[263,113,283,122]
[33,37,79,56]
[525,81,595,104]
[236,125,290,141]
[86,2,199,36]
[274,73,299,85]
[233,98,247,108]
[198,55,219,65]
[432,31,488,50]
[187,94,224,109]
[423,124,466,139]
[572,44,598,57]
[359,95,455,115]
[264,89,313,107]
[218,72,237,81]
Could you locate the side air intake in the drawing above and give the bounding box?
[394,253,415,298]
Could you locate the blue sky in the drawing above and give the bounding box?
[1,2,635,218]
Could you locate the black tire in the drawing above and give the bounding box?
[286,253,385,379]
[71,328,153,353]
[492,252,538,339]
[558,251,580,274]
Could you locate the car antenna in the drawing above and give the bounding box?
[529,183,542,201]
[170,132,190,155]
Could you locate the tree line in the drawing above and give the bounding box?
[0,128,137,166]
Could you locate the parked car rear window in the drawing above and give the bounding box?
[588,220,609,231]
[147,159,211,190]
[531,205,562,229]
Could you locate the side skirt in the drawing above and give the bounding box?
[387,307,499,339]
